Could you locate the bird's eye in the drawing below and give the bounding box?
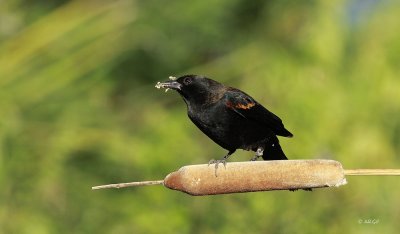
[183,77,192,85]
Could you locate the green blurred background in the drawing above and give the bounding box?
[1,0,399,233]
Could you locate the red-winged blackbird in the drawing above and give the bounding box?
[156,75,293,169]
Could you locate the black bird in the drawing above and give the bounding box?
[156,75,293,169]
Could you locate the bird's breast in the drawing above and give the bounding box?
[187,104,244,149]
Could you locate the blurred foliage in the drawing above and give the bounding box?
[1,0,399,233]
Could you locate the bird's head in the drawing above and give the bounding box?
[156,75,224,105]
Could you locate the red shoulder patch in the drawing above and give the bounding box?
[226,100,255,110]
[236,102,255,109]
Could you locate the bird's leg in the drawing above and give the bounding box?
[208,150,235,177]
[208,150,235,168]
[250,147,264,161]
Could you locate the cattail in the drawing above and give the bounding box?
[92,160,400,196]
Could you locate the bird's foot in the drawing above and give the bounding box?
[250,147,264,161]
[250,155,261,161]
[208,159,227,177]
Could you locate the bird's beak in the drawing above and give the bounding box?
[155,80,182,92]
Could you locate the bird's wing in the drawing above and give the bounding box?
[223,88,293,137]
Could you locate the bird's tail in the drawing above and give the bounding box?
[262,137,288,160]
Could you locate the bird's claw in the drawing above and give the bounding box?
[208,159,227,177]
[208,159,227,168]
[250,155,261,161]
[250,147,263,161]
